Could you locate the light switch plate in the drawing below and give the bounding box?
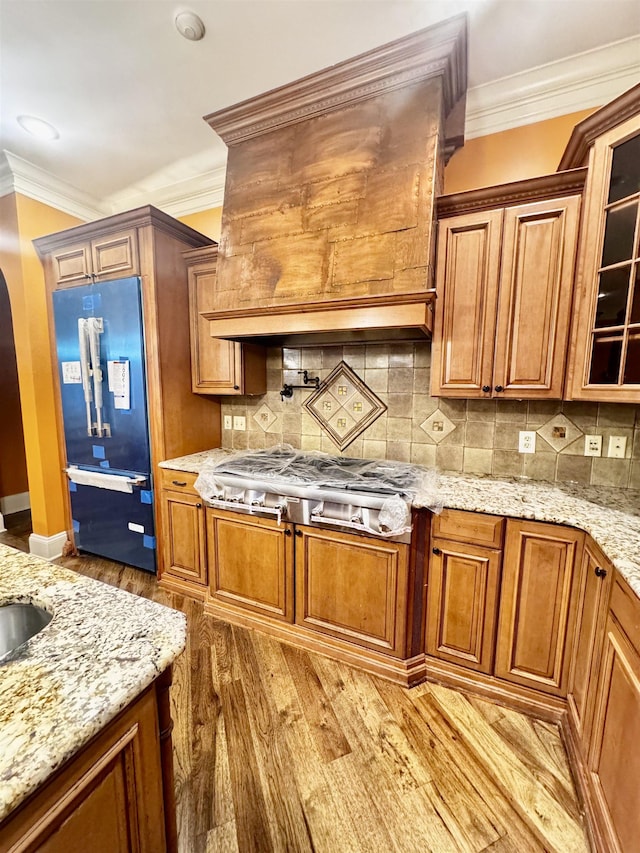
[518,430,536,453]
[233,415,246,431]
[584,435,602,457]
[608,435,627,458]
[223,415,232,430]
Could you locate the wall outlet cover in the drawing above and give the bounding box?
[518,430,536,454]
[608,435,627,458]
[584,435,602,457]
[233,415,246,431]
[223,415,232,430]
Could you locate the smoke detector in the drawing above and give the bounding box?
[175,11,205,41]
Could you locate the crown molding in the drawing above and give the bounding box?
[106,164,227,218]
[465,35,640,139]
[204,15,467,145]
[0,150,105,220]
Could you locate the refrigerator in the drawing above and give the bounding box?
[52,277,156,572]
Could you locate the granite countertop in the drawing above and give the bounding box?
[0,544,186,823]
[161,448,640,599]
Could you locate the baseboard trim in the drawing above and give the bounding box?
[0,491,30,515]
[0,512,5,534]
[29,531,68,560]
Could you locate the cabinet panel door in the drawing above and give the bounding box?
[493,196,580,398]
[53,243,92,287]
[426,537,501,673]
[91,230,139,279]
[495,520,583,695]
[295,526,409,656]
[588,616,640,853]
[431,209,502,397]
[207,510,294,621]
[566,538,612,748]
[160,490,207,585]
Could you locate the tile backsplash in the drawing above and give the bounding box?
[220,342,640,489]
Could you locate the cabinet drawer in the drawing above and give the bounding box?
[159,468,199,494]
[433,509,504,548]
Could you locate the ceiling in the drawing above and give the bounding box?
[1,0,639,219]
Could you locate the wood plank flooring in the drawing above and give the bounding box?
[1,514,590,853]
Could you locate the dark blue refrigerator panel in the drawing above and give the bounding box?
[52,277,151,476]
[69,479,156,573]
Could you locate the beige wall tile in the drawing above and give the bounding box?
[629,460,640,488]
[282,433,302,449]
[282,348,301,369]
[463,447,493,475]
[389,344,414,367]
[494,423,519,451]
[467,399,497,417]
[523,453,556,481]
[365,346,389,368]
[597,403,637,428]
[386,440,411,462]
[439,399,467,420]
[301,434,322,451]
[363,368,388,392]
[465,421,495,449]
[436,445,463,472]
[301,413,323,435]
[342,345,365,368]
[363,439,387,459]
[495,400,527,423]
[590,458,631,487]
[363,416,387,440]
[556,455,593,484]
[492,452,523,478]
[386,417,413,441]
[386,394,415,418]
[414,344,431,368]
[411,443,437,467]
[412,368,431,394]
[388,367,414,393]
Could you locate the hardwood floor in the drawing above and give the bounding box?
[1,514,590,853]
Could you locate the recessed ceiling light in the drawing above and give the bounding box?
[175,10,205,41]
[17,115,59,140]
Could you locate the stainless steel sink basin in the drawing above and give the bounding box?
[0,603,52,660]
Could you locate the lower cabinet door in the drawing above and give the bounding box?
[587,614,640,853]
[495,520,583,696]
[160,489,207,585]
[294,526,409,656]
[566,537,612,749]
[207,509,294,622]
[426,537,501,673]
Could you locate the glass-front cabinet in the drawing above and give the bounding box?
[565,86,640,402]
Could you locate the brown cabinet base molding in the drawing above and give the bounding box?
[205,597,427,688]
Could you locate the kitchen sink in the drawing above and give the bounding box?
[0,603,53,661]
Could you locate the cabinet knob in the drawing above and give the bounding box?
[195,502,202,509]
[494,385,504,393]
[295,529,303,537]
[482,385,491,393]
[172,480,187,487]
[595,567,608,578]
[285,528,292,536]
[233,385,240,391]
[432,547,442,556]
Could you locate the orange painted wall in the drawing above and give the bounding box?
[443,108,596,194]
[0,192,82,537]
[179,208,222,242]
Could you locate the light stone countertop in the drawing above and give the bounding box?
[161,449,640,599]
[0,544,186,823]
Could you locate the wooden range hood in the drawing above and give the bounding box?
[203,15,467,345]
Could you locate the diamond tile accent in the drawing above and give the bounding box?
[420,409,456,444]
[253,403,277,432]
[537,413,583,453]
[304,361,386,450]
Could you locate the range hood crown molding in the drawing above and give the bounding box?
[204,14,467,145]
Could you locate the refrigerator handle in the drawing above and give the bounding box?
[88,317,105,437]
[77,318,93,436]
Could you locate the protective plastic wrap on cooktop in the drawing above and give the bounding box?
[208,444,441,504]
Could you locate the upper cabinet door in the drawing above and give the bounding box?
[493,196,581,398]
[431,209,502,397]
[567,114,640,402]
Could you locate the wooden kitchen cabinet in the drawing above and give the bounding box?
[426,511,503,674]
[566,537,613,750]
[561,86,640,402]
[0,678,173,853]
[586,572,640,853]
[432,171,584,399]
[159,470,207,592]
[49,229,140,287]
[495,519,584,696]
[184,246,266,395]
[207,508,294,622]
[294,525,410,656]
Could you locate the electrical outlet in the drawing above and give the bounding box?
[518,431,536,454]
[584,435,602,457]
[608,435,627,458]
[223,415,232,430]
[233,415,246,431]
